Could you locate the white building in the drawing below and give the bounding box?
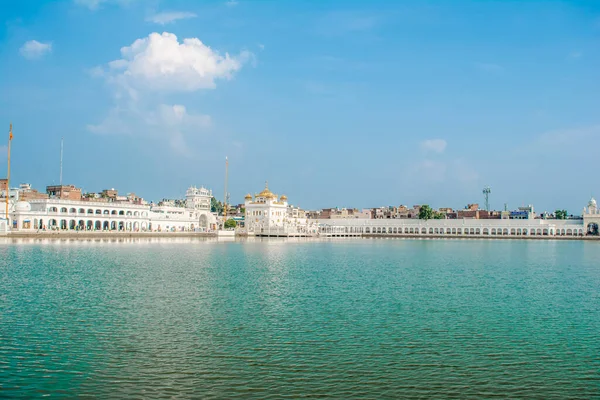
[6,185,218,233]
[244,182,317,236]
[318,197,598,238]
[583,197,599,235]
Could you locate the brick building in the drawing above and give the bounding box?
[46,185,83,201]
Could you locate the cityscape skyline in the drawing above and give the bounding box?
[1,0,599,212]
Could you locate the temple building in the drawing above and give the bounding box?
[244,182,316,236]
[5,184,218,233]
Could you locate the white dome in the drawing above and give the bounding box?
[15,201,31,212]
[589,197,597,208]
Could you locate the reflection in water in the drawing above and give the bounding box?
[1,240,599,398]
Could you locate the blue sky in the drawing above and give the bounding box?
[0,0,599,213]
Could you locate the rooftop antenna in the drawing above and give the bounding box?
[6,123,13,220]
[223,156,228,221]
[483,186,491,212]
[59,136,64,186]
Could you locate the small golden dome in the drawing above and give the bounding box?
[280,195,288,201]
[244,193,252,200]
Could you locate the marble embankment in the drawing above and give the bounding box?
[7,231,217,239]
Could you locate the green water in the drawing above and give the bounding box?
[1,238,599,398]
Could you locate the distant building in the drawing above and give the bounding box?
[244,182,316,236]
[583,198,599,235]
[510,205,535,220]
[47,185,82,201]
[18,184,49,201]
[319,208,371,219]
[101,188,118,199]
[8,183,217,232]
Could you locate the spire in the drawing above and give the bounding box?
[265,180,269,190]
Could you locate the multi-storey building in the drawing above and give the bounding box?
[244,182,317,236]
[6,184,218,233]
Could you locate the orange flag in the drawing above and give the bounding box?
[9,124,12,140]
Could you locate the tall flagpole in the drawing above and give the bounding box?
[60,136,63,186]
[6,123,13,221]
[223,156,228,222]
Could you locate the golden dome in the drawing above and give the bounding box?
[244,193,252,200]
[280,195,288,201]
[258,181,275,198]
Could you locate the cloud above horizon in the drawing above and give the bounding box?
[420,139,447,154]
[146,11,197,25]
[19,40,52,59]
[88,103,211,155]
[102,32,252,96]
[90,32,252,154]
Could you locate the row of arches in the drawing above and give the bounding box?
[319,226,586,237]
[34,219,148,232]
[47,207,147,217]
[22,219,202,233]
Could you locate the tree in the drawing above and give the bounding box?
[419,205,434,220]
[555,209,568,220]
[433,212,445,219]
[211,197,224,214]
[224,218,237,229]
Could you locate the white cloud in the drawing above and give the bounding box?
[102,32,252,94]
[88,104,210,155]
[19,40,52,60]
[420,139,447,154]
[225,0,239,7]
[90,32,251,155]
[146,11,197,25]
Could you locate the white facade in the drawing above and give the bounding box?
[6,186,217,233]
[583,197,600,235]
[244,183,317,236]
[317,217,586,237]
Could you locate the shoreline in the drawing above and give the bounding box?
[1,231,598,241]
[4,231,217,239]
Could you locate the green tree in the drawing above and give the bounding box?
[555,209,568,220]
[433,212,445,219]
[418,205,434,220]
[211,197,224,214]
[224,218,237,229]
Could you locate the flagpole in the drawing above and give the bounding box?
[6,123,12,221]
[223,156,228,222]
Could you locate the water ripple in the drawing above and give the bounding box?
[0,239,599,398]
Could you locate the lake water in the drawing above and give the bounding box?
[1,238,599,398]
